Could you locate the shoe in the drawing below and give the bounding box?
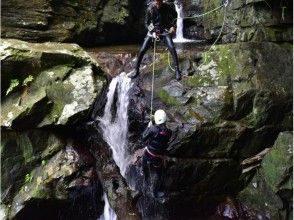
[175,70,182,81]
[127,70,139,79]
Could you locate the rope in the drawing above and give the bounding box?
[150,38,156,119]
[166,0,228,72]
[195,2,228,71]
[208,3,227,52]
[172,0,229,24]
[149,0,229,115]
[167,53,175,71]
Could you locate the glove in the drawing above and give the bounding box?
[148,23,155,32]
[148,121,153,127]
[152,32,157,39]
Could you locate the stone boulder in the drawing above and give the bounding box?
[102,41,292,217]
[238,132,293,219]
[1,39,107,219]
[180,0,293,43]
[1,39,106,129]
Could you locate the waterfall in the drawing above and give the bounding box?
[99,73,132,177]
[99,193,117,220]
[173,2,195,43]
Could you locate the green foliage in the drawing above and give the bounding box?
[158,89,180,106]
[5,75,34,96]
[6,79,20,96]
[23,75,34,86]
[25,173,33,184]
[41,160,46,166]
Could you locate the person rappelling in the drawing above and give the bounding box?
[141,109,172,199]
[127,0,182,80]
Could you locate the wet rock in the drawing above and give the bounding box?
[3,139,102,220]
[1,39,107,129]
[202,0,293,43]
[85,122,141,220]
[238,132,293,219]
[1,0,146,45]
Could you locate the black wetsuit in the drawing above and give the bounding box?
[142,124,171,196]
[135,3,180,78]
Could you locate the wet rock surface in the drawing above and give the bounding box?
[1,40,107,219]
[86,38,292,219]
[1,0,146,45]
[1,39,106,128]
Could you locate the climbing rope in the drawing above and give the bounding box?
[150,38,157,119]
[149,0,229,117]
[172,0,228,22]
[167,0,229,72]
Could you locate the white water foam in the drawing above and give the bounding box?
[99,193,117,220]
[99,73,132,177]
[173,2,196,43]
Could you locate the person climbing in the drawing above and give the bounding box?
[141,109,172,199]
[127,0,182,80]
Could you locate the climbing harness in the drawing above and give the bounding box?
[144,147,164,160]
[144,147,164,168]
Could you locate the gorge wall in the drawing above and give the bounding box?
[1,0,293,219]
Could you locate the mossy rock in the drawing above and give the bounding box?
[261,132,293,195]
[1,130,66,204]
[1,39,107,128]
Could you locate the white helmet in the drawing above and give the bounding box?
[154,109,167,125]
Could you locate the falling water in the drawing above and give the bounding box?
[173,2,195,43]
[99,73,132,177]
[99,193,117,220]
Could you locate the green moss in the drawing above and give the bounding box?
[157,89,180,106]
[184,74,215,87]
[101,0,129,24]
[261,132,293,192]
[19,135,34,164]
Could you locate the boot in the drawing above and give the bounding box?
[127,69,140,79]
[175,69,182,81]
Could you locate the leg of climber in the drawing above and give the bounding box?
[163,34,182,80]
[142,153,150,182]
[151,157,164,198]
[127,35,153,79]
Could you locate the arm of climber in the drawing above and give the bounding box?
[145,8,152,31]
[142,126,156,142]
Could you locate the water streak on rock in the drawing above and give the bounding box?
[99,193,117,220]
[99,73,132,177]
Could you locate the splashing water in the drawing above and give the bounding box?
[99,193,117,220]
[173,2,195,43]
[99,73,132,177]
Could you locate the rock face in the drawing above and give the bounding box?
[1,39,106,128]
[180,0,293,43]
[1,0,145,45]
[238,132,293,219]
[1,39,107,219]
[90,38,292,218]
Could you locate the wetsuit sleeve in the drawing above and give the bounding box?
[145,7,152,30]
[142,126,153,142]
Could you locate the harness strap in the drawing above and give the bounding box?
[144,147,164,160]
